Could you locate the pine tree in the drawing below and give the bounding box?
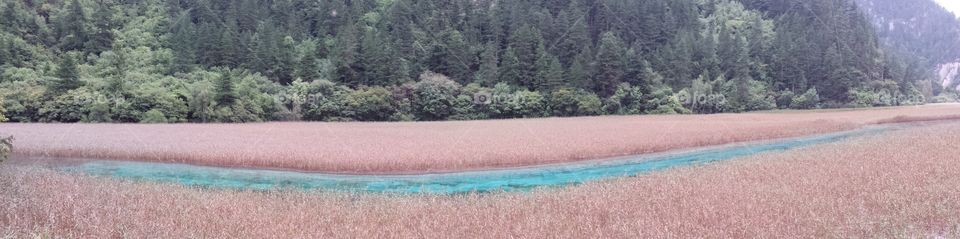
[427,30,471,83]
[475,42,500,86]
[566,46,593,90]
[169,13,197,73]
[623,48,647,91]
[85,2,113,54]
[536,53,564,91]
[277,36,297,85]
[507,25,546,89]
[499,47,522,86]
[297,42,322,81]
[215,70,237,106]
[51,54,82,95]
[594,32,626,96]
[730,35,753,110]
[717,25,737,79]
[60,0,89,51]
[251,21,280,76]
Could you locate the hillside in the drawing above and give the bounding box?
[854,0,960,93]
[0,0,934,123]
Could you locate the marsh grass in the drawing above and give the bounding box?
[4,104,960,173]
[3,121,960,237]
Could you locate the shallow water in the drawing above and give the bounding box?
[46,126,894,194]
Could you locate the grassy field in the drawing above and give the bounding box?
[3,104,960,173]
[3,117,960,237]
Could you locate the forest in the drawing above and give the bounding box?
[0,0,944,123]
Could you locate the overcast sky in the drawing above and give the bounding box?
[935,0,960,17]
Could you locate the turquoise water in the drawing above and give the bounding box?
[63,127,887,194]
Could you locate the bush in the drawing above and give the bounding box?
[848,88,882,108]
[931,93,958,103]
[38,88,105,123]
[511,90,546,118]
[0,98,6,122]
[792,88,821,109]
[644,86,689,114]
[345,86,395,121]
[548,87,601,117]
[603,83,645,115]
[412,71,461,120]
[140,109,168,123]
[0,136,12,163]
[649,93,691,114]
[0,72,48,122]
[680,78,727,114]
[776,91,795,109]
[721,79,775,112]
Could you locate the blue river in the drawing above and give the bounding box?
[62,126,888,194]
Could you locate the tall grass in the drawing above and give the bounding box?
[5,104,960,173]
[3,121,960,237]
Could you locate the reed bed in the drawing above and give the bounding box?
[3,121,960,237]
[3,104,960,173]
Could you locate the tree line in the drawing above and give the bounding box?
[0,0,941,123]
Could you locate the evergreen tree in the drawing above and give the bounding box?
[297,42,322,81]
[536,53,564,90]
[507,25,545,89]
[215,70,237,106]
[427,30,471,83]
[475,42,500,86]
[86,2,114,54]
[277,36,297,85]
[60,0,89,51]
[499,47,522,86]
[169,13,197,73]
[594,32,626,96]
[51,54,83,95]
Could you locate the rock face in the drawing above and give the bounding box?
[938,62,960,91]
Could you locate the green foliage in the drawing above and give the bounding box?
[722,78,776,112]
[548,88,602,117]
[681,74,727,114]
[792,88,821,110]
[412,71,461,120]
[0,135,12,163]
[215,71,237,106]
[140,109,168,123]
[0,0,939,123]
[345,86,395,121]
[0,96,6,122]
[603,83,645,115]
[595,32,627,97]
[39,88,104,123]
[51,54,83,95]
[776,91,795,109]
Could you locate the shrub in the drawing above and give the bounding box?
[0,136,11,163]
[792,88,820,109]
[644,86,689,114]
[548,87,601,117]
[346,86,396,121]
[681,78,727,114]
[412,71,461,120]
[140,109,169,123]
[603,83,645,115]
[776,91,795,109]
[0,97,6,122]
[512,90,546,118]
[721,79,775,112]
[38,88,105,123]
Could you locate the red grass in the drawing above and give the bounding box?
[3,104,960,173]
[3,120,960,237]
